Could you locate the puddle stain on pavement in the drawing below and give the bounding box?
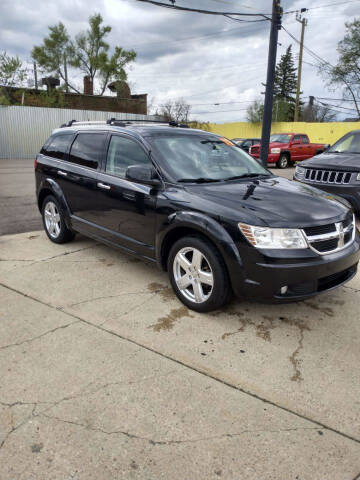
[219,305,313,382]
[147,282,194,332]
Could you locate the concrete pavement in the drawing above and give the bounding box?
[0,231,359,479]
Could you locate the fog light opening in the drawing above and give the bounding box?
[280,286,288,295]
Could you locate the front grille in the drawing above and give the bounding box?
[302,214,355,254]
[304,168,352,185]
[303,224,336,236]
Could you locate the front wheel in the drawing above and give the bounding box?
[277,154,289,169]
[167,236,231,312]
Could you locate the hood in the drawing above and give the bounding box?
[182,176,350,228]
[301,152,360,171]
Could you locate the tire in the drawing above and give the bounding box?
[277,154,289,169]
[42,195,75,244]
[167,235,231,312]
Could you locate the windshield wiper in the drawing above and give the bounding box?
[225,173,269,181]
[177,177,222,183]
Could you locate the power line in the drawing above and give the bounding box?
[132,0,273,18]
[191,108,249,114]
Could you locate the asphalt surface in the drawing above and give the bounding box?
[0,159,42,236]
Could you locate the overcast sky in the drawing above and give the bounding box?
[1,0,359,122]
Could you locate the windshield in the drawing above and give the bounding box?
[147,134,270,182]
[328,132,360,154]
[270,134,291,143]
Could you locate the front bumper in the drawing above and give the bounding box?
[230,237,360,302]
[294,178,360,212]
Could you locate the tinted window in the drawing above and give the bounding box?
[329,132,360,154]
[243,140,252,147]
[69,133,106,169]
[301,135,309,144]
[41,134,73,160]
[106,135,151,177]
[293,135,301,143]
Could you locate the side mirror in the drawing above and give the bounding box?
[125,164,161,187]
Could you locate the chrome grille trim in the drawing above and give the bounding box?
[302,214,356,255]
[303,168,352,185]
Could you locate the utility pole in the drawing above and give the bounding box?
[294,13,307,122]
[260,0,282,167]
[64,54,69,93]
[33,62,38,90]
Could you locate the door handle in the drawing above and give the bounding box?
[97,182,111,190]
[58,170,67,177]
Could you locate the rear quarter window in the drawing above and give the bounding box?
[40,134,74,160]
[69,133,106,169]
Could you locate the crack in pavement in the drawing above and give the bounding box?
[0,321,79,351]
[0,372,176,452]
[0,244,99,271]
[37,413,322,446]
[1,281,360,446]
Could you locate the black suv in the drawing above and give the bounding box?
[294,130,360,213]
[35,119,360,312]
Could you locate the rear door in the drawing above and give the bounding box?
[95,133,157,259]
[301,134,313,159]
[56,131,107,229]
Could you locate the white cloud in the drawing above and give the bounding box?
[0,0,358,121]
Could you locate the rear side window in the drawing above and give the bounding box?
[301,135,309,144]
[41,134,73,160]
[69,133,106,169]
[106,135,150,178]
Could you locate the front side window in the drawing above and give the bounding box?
[69,133,106,169]
[147,134,269,182]
[106,135,151,177]
[293,135,301,143]
[329,132,360,154]
[269,134,291,143]
[41,134,74,160]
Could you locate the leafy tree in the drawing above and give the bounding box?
[246,99,264,123]
[0,51,28,105]
[273,45,299,121]
[160,98,191,123]
[32,14,136,96]
[69,13,136,95]
[31,23,78,93]
[0,51,27,87]
[321,18,360,117]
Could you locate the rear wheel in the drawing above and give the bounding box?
[168,236,231,312]
[277,154,289,169]
[42,195,75,244]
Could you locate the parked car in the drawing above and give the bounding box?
[249,133,327,168]
[35,120,359,312]
[294,130,360,213]
[232,138,261,153]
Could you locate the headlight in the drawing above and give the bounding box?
[270,148,281,154]
[295,166,305,177]
[239,223,308,249]
[356,173,360,181]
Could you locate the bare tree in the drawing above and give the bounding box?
[301,99,337,122]
[160,98,191,123]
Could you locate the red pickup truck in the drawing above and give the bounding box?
[249,133,327,168]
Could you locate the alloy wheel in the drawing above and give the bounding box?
[173,247,214,303]
[44,201,61,238]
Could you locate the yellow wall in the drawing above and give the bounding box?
[208,121,360,145]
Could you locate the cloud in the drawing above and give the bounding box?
[0,0,357,121]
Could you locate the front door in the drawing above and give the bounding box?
[95,133,157,259]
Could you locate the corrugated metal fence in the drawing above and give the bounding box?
[0,105,162,159]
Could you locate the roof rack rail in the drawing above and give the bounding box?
[59,118,190,129]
